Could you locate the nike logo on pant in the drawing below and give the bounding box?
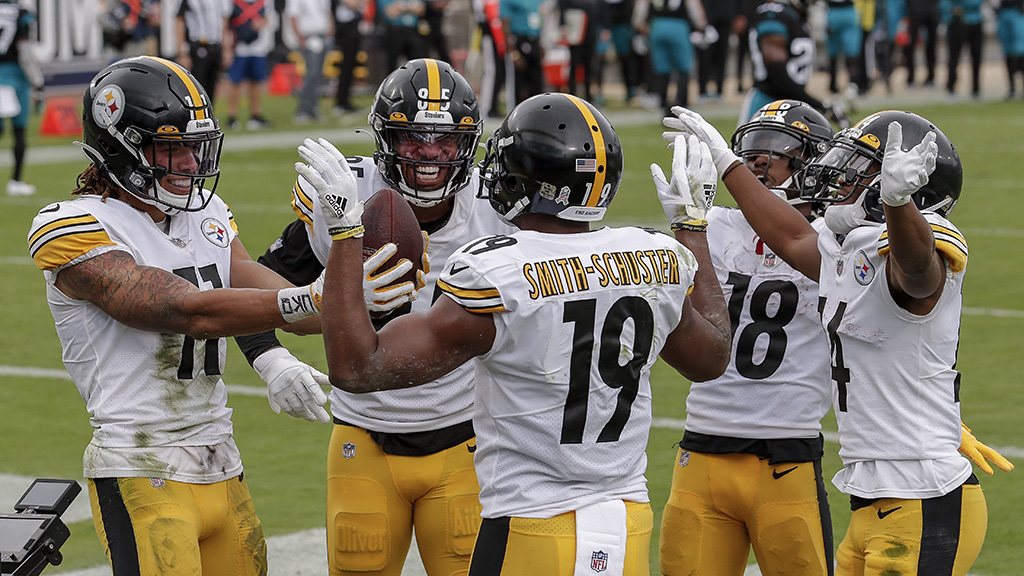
[877,506,902,519]
[772,466,798,479]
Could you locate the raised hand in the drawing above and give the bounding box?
[880,122,937,209]
[295,137,364,239]
[651,134,717,232]
[662,106,740,178]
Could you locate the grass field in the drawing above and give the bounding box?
[0,93,1021,575]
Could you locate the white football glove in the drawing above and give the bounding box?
[651,134,717,230]
[363,243,415,314]
[662,106,740,178]
[880,121,937,208]
[413,231,430,298]
[253,347,331,424]
[277,269,325,323]
[295,137,364,239]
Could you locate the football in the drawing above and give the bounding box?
[361,187,424,288]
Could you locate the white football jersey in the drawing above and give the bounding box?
[291,156,516,432]
[28,194,241,482]
[439,226,697,518]
[816,214,972,498]
[684,207,831,439]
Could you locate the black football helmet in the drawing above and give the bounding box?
[80,56,223,214]
[479,93,623,222]
[369,58,482,207]
[800,110,962,222]
[732,99,834,201]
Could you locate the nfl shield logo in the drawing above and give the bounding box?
[679,450,690,467]
[150,478,165,489]
[591,550,608,572]
[342,442,356,460]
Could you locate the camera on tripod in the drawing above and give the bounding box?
[0,479,81,576]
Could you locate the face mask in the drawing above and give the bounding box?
[823,193,871,235]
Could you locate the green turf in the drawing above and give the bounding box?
[1,94,1021,574]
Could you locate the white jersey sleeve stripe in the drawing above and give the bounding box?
[438,278,505,313]
[29,216,114,271]
[878,223,968,273]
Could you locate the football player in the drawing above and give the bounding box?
[741,0,848,127]
[659,99,837,576]
[0,0,43,196]
[249,58,516,576]
[309,92,732,576]
[668,106,1015,576]
[26,56,346,576]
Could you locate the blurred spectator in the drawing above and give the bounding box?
[332,0,368,114]
[423,0,452,62]
[696,0,738,100]
[944,0,984,99]
[177,0,232,100]
[501,0,546,103]
[287,0,333,123]
[996,0,1024,98]
[126,1,162,57]
[560,0,603,101]
[0,0,42,196]
[645,0,706,113]
[226,0,272,130]
[99,0,141,56]
[862,0,898,92]
[473,0,507,118]
[377,0,427,72]
[903,0,938,87]
[733,0,762,93]
[825,0,863,95]
[741,0,846,127]
[599,0,640,103]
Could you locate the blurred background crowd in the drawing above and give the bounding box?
[7,0,1024,133]
[77,0,1021,124]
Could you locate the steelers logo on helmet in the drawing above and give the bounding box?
[479,93,623,222]
[92,84,125,129]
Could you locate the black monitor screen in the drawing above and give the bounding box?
[15,480,76,511]
[0,515,48,558]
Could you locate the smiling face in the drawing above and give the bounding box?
[394,130,462,191]
[144,139,203,196]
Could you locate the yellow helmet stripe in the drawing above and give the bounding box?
[141,56,207,120]
[764,100,786,115]
[425,58,441,111]
[562,93,606,208]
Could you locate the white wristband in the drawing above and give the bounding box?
[277,285,320,323]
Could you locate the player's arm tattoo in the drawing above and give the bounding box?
[57,250,200,333]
